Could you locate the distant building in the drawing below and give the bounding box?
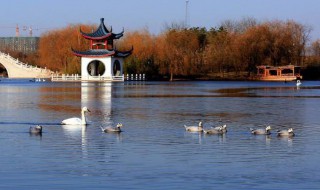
[0,37,39,54]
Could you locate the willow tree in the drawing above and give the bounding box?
[156,28,201,81]
[232,26,271,76]
[205,27,237,75]
[285,20,311,66]
[310,40,320,57]
[38,24,92,73]
[117,29,158,77]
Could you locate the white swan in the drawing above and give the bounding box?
[61,107,91,125]
[296,80,302,86]
[250,125,272,135]
[101,123,123,133]
[184,122,203,132]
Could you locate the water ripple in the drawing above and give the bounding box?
[0,81,320,189]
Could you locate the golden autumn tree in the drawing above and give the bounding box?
[304,39,320,79]
[310,40,320,57]
[284,20,311,66]
[117,28,158,77]
[38,24,93,73]
[156,28,201,81]
[233,24,274,76]
[226,20,311,76]
[153,33,170,80]
[205,27,236,75]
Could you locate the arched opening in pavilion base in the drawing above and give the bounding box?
[113,60,121,76]
[87,60,106,76]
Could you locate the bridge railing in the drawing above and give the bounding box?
[0,51,52,74]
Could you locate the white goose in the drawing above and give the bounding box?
[61,107,91,125]
[277,128,295,137]
[213,124,227,133]
[101,123,123,133]
[204,126,223,135]
[29,125,43,134]
[184,122,203,132]
[250,125,272,135]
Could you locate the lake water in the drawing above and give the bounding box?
[0,79,320,189]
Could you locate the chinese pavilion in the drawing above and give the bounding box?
[72,18,132,81]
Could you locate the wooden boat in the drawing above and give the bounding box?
[256,65,302,81]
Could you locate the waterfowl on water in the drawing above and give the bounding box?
[184,122,203,132]
[29,125,42,134]
[61,107,91,125]
[251,125,272,135]
[213,124,227,134]
[296,80,302,86]
[101,123,123,133]
[204,126,224,135]
[277,128,295,137]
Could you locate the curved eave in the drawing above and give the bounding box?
[112,29,124,39]
[72,49,115,58]
[113,33,124,39]
[80,31,112,40]
[74,53,115,58]
[115,46,133,58]
[115,52,131,58]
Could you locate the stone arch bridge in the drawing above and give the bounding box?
[0,51,53,78]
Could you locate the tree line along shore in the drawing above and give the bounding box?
[1,18,320,81]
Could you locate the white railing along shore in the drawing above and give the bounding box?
[51,74,125,82]
[51,73,146,82]
[126,74,146,81]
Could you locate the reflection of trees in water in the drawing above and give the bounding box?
[37,83,309,130]
[216,86,307,129]
[38,83,114,125]
[38,82,114,127]
[38,85,82,114]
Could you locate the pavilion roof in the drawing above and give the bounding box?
[72,47,133,58]
[80,18,124,40]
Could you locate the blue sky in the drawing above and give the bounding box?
[1,0,319,41]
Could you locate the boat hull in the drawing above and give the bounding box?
[257,76,298,81]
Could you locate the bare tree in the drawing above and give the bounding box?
[220,17,258,34]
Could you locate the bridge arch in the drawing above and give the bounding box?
[0,63,8,77]
[0,51,53,78]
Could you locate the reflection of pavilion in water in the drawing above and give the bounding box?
[81,82,112,125]
[81,82,115,158]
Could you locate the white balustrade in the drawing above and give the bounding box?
[125,73,146,81]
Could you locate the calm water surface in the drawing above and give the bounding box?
[0,79,320,189]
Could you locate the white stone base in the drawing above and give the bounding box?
[81,57,124,79]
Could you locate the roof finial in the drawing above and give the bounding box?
[100,18,104,23]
